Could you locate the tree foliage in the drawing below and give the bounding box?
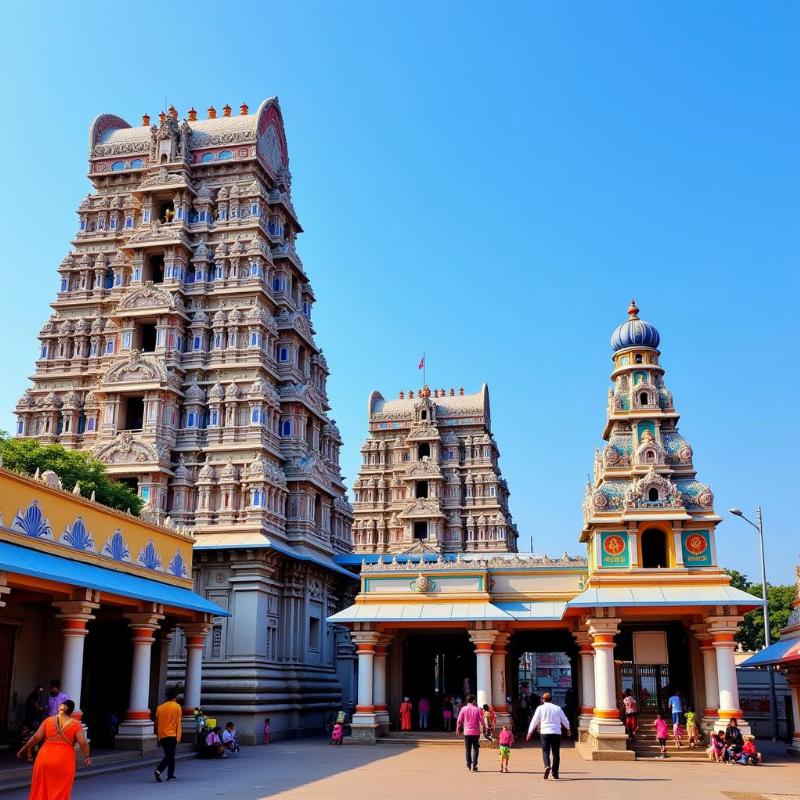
[725,568,796,651]
[0,434,143,516]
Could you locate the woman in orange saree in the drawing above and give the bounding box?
[17,700,91,800]
[400,697,413,731]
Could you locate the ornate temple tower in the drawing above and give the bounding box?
[352,384,518,553]
[14,100,353,739]
[582,300,718,551]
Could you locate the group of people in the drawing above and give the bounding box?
[709,719,762,765]
[454,691,570,778]
[398,695,453,731]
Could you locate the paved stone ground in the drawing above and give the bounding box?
[3,739,798,800]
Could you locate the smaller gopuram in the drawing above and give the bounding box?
[351,384,518,554]
[330,303,763,760]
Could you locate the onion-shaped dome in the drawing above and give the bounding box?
[611,300,660,352]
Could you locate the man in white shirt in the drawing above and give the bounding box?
[525,691,571,779]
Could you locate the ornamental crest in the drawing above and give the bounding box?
[94,431,159,465]
[102,350,168,385]
[411,573,436,593]
[116,282,175,311]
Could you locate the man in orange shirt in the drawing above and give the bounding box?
[154,687,182,782]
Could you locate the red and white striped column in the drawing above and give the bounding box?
[116,608,165,751]
[351,628,382,740]
[53,596,100,719]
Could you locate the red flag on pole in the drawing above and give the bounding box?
[418,355,425,370]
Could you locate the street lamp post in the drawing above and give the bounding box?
[729,506,779,741]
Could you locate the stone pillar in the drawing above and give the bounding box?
[350,629,381,741]
[53,596,99,718]
[574,631,595,742]
[180,622,211,737]
[373,634,392,733]
[786,670,800,755]
[469,628,497,709]
[706,615,750,734]
[491,632,511,728]
[584,615,632,759]
[116,609,164,751]
[691,624,719,732]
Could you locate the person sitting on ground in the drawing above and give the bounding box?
[221,722,240,753]
[737,736,761,765]
[709,730,725,762]
[203,726,225,758]
[723,718,744,762]
[330,722,344,745]
[497,724,514,773]
[653,713,669,759]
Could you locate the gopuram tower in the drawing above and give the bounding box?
[352,384,518,554]
[14,100,353,739]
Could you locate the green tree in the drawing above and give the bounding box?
[0,435,143,516]
[725,568,796,651]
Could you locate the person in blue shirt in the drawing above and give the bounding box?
[667,690,684,727]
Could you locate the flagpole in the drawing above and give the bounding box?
[423,351,426,387]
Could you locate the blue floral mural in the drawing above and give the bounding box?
[137,540,162,571]
[12,501,53,539]
[62,517,95,551]
[167,551,189,578]
[103,529,130,562]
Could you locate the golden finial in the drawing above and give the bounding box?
[628,299,639,319]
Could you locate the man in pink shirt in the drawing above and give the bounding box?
[455,693,486,771]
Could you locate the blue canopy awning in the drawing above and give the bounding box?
[739,638,800,668]
[0,539,227,616]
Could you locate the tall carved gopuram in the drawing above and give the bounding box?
[14,99,354,739]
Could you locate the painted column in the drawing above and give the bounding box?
[180,622,211,737]
[573,631,595,739]
[491,632,511,727]
[373,633,393,733]
[786,671,800,754]
[53,596,99,717]
[116,609,164,751]
[350,629,381,740]
[469,628,497,709]
[586,615,628,752]
[691,624,719,730]
[706,614,749,733]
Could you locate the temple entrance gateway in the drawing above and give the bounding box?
[398,632,473,730]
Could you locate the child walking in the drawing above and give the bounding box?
[685,707,699,748]
[653,713,669,759]
[481,704,497,748]
[497,724,514,772]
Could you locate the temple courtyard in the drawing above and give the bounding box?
[3,740,798,800]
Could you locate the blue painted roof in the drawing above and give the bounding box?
[739,638,800,668]
[610,301,660,352]
[0,540,227,616]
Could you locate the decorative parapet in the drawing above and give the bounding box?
[0,467,195,587]
[360,552,588,573]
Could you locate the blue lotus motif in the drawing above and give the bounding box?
[12,501,53,539]
[137,540,162,571]
[103,529,130,561]
[62,517,95,551]
[167,551,189,578]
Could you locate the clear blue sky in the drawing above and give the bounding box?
[0,1,796,582]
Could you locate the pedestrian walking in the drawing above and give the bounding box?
[25,686,46,730]
[154,687,182,782]
[525,691,570,780]
[653,713,669,758]
[442,696,453,732]
[455,693,485,772]
[667,689,683,727]
[44,680,68,719]
[481,704,497,747]
[622,689,638,738]
[418,697,430,730]
[685,707,699,748]
[400,697,413,731]
[17,698,91,800]
[497,724,514,773]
